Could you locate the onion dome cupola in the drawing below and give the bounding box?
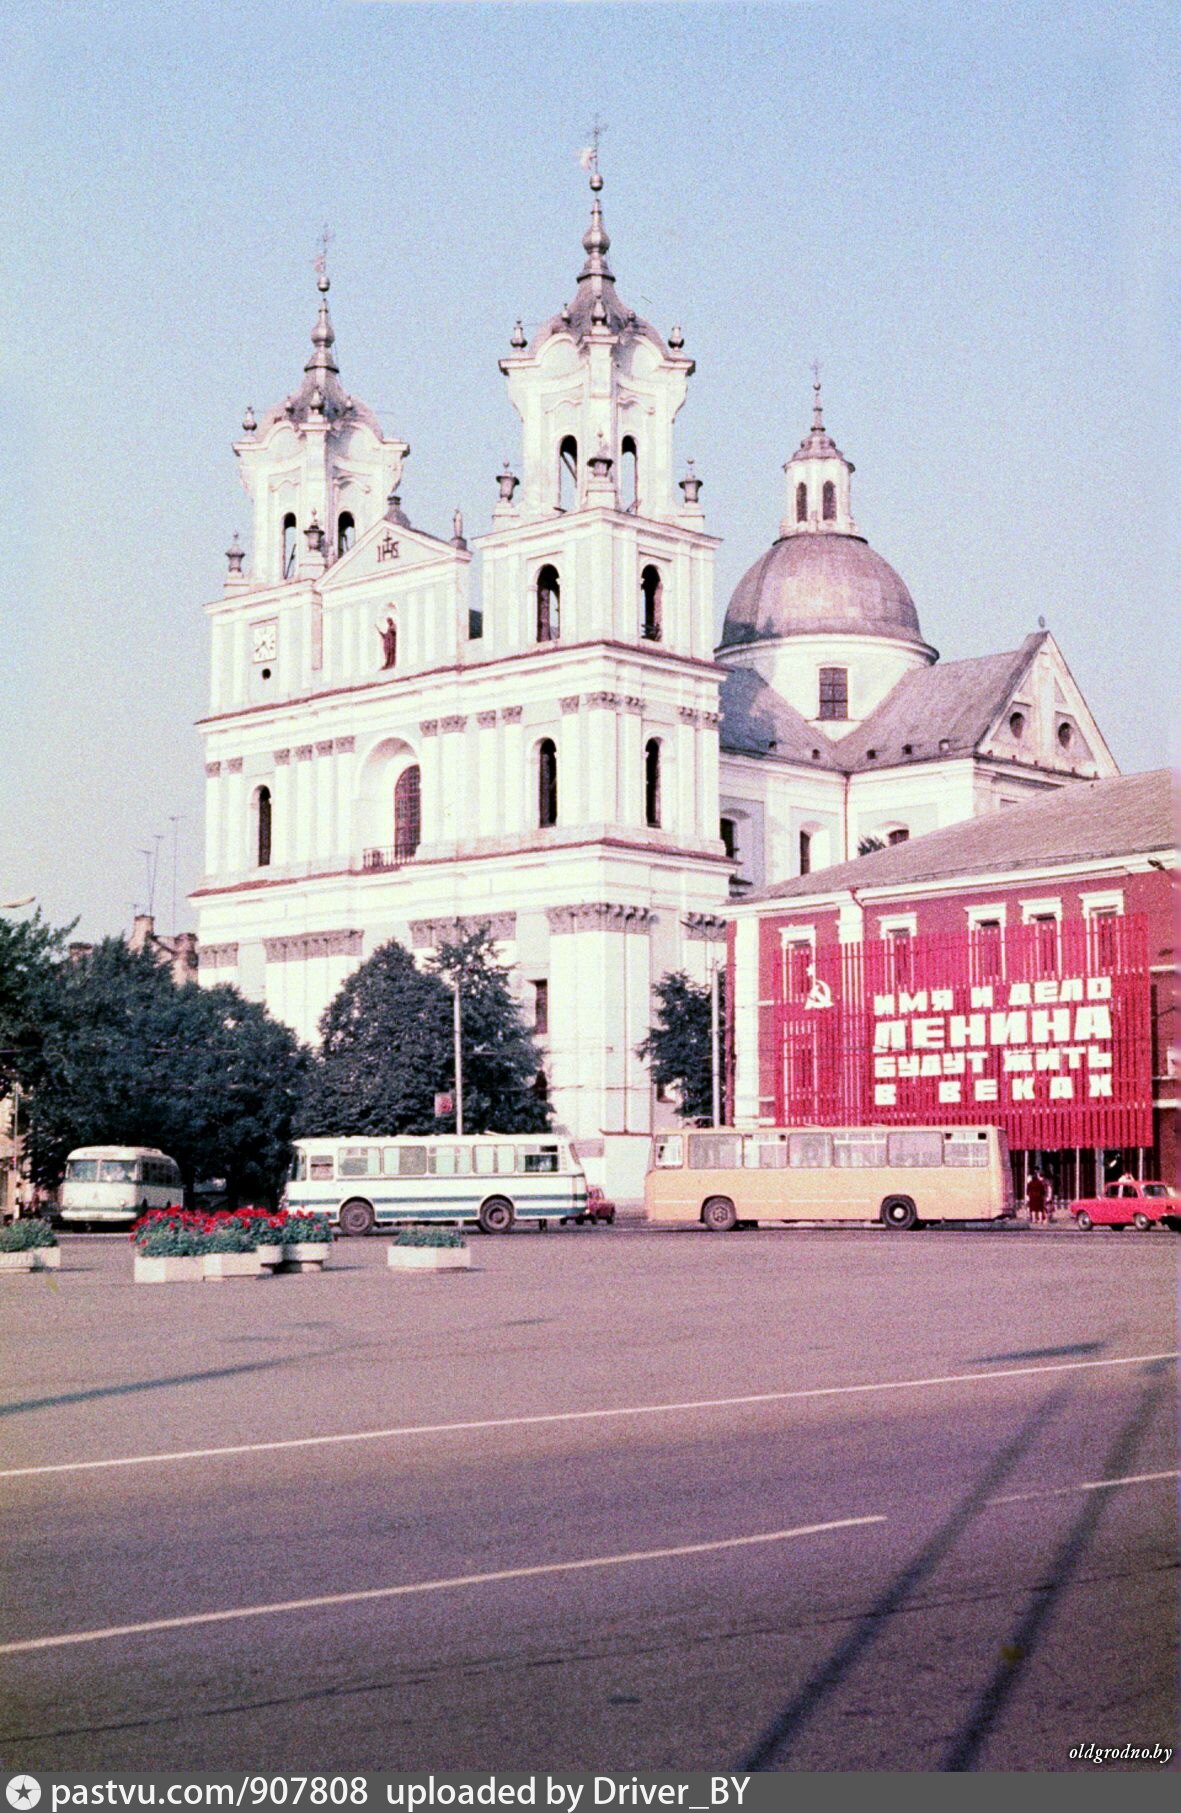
[232,266,409,586]
[718,383,937,732]
[494,158,697,526]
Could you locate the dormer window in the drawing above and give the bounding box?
[640,565,663,641]
[795,481,807,523]
[337,511,355,558]
[818,667,848,720]
[536,565,561,642]
[558,436,578,511]
[822,480,836,521]
[281,514,297,579]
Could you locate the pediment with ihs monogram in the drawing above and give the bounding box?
[320,515,468,593]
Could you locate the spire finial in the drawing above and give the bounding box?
[312,223,334,293]
[578,117,606,192]
[811,358,824,431]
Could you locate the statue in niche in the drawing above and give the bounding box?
[376,616,398,669]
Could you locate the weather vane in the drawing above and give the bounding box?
[578,117,606,176]
[312,223,334,280]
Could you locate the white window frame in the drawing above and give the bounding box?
[965,902,1008,929]
[779,925,816,1002]
[877,912,918,939]
[1080,889,1124,919]
[1020,897,1062,924]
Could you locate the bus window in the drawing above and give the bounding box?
[943,1131,989,1167]
[100,1159,138,1183]
[496,1146,516,1174]
[473,1145,495,1175]
[743,1136,789,1169]
[833,1131,889,1168]
[688,1134,742,1170]
[309,1155,333,1180]
[521,1146,559,1174]
[789,1132,832,1168]
[65,1159,98,1181]
[653,1135,684,1169]
[887,1130,943,1167]
[339,1147,379,1178]
[399,1147,428,1177]
[431,1147,472,1176]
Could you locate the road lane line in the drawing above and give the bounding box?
[991,1468,1179,1505]
[0,1514,885,1655]
[2,1350,1175,1482]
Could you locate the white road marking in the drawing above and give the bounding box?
[1,1350,1174,1483]
[991,1468,1180,1505]
[0,1514,885,1656]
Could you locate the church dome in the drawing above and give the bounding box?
[720,531,924,649]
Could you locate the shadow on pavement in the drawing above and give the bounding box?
[0,1347,342,1419]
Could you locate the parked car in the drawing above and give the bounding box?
[1070,1180,1180,1232]
[562,1185,616,1226]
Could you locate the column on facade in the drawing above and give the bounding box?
[333,738,355,864]
[204,763,223,875]
[438,717,467,844]
[731,915,762,1126]
[418,721,442,849]
[293,746,315,863]
[558,695,583,828]
[500,706,524,834]
[698,709,721,846]
[546,904,655,1139]
[676,708,699,843]
[583,694,617,825]
[619,697,644,827]
[476,711,500,837]
[224,758,245,872]
[271,748,292,867]
[313,742,335,864]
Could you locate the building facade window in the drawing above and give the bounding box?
[255,787,272,868]
[720,817,737,860]
[538,739,558,827]
[645,739,662,828]
[281,513,297,579]
[795,481,807,523]
[558,436,578,511]
[621,435,638,512]
[887,827,910,846]
[640,565,663,641]
[818,666,848,720]
[532,979,549,1036]
[393,765,421,861]
[799,829,812,875]
[970,917,1004,983]
[536,565,561,642]
[822,480,836,521]
[336,511,355,558]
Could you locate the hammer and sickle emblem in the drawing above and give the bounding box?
[803,967,833,1010]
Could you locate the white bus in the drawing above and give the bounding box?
[285,1134,588,1235]
[59,1145,184,1228]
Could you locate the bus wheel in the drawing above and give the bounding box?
[339,1198,376,1237]
[702,1196,737,1233]
[1076,1211,1093,1230]
[1132,1211,1152,1232]
[881,1196,917,1231]
[479,1197,515,1235]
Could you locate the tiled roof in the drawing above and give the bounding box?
[719,668,840,767]
[738,769,1174,904]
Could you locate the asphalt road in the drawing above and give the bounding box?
[0,1224,1176,1774]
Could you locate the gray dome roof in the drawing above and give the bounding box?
[720,532,924,649]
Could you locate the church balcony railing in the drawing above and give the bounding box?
[361,841,419,873]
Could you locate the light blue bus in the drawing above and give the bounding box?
[284,1134,588,1236]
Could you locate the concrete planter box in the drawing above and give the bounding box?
[134,1253,204,1284]
[387,1245,472,1272]
[202,1251,263,1282]
[280,1242,329,1272]
[254,1243,283,1268]
[0,1247,61,1273]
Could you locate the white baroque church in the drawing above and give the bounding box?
[193,166,1116,1201]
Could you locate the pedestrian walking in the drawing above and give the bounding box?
[1026,1170,1048,1224]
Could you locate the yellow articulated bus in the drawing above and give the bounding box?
[644,1125,1014,1232]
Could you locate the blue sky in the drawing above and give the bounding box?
[3,0,1177,939]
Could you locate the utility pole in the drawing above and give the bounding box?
[453,980,464,1138]
[710,959,721,1128]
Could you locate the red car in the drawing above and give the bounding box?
[562,1185,615,1226]
[1071,1180,1180,1232]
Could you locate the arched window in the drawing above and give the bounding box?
[255,787,272,868]
[621,435,638,512]
[281,513,297,579]
[393,765,421,862]
[795,481,807,524]
[822,480,836,521]
[799,829,812,876]
[887,827,910,846]
[640,565,663,641]
[720,817,738,860]
[538,739,558,827]
[645,739,662,829]
[558,435,578,511]
[536,565,561,642]
[336,511,355,558]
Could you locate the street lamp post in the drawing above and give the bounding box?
[710,959,722,1128]
[1,896,36,1217]
[453,981,464,1138]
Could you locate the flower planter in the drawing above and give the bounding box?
[254,1243,283,1268]
[387,1245,472,1272]
[0,1247,60,1273]
[280,1242,329,1272]
[134,1253,204,1284]
[202,1251,264,1282]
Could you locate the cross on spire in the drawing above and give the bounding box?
[312,223,334,281]
[811,358,825,430]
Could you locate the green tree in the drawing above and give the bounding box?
[0,909,73,1095]
[300,927,550,1138]
[858,835,886,856]
[639,970,724,1125]
[27,940,305,1204]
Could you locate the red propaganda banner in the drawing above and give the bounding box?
[772,914,1152,1149]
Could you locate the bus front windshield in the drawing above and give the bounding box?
[99,1159,138,1183]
